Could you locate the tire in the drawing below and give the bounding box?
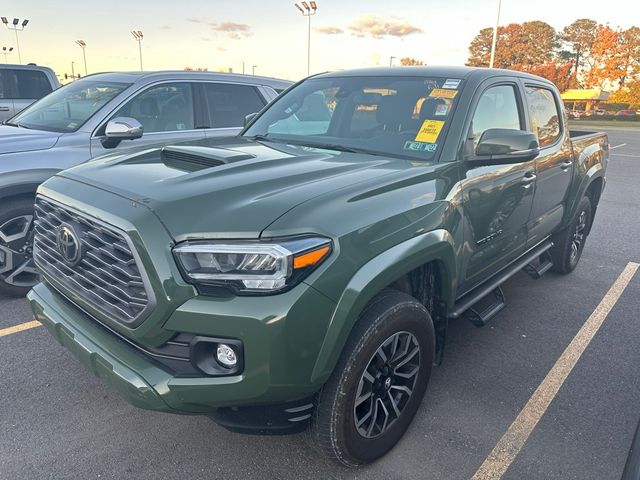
[550,196,592,275]
[0,196,39,297]
[311,289,435,467]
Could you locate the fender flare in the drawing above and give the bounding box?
[310,229,457,384]
[0,169,61,204]
[566,163,605,224]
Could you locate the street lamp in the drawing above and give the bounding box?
[294,1,318,76]
[2,46,13,63]
[252,65,257,75]
[489,0,502,68]
[389,56,396,67]
[131,30,143,71]
[1,17,28,64]
[75,40,87,75]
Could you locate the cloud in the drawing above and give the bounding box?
[159,25,172,30]
[210,21,253,39]
[217,47,226,52]
[348,15,423,39]
[186,17,203,23]
[315,25,344,35]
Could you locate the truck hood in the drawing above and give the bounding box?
[59,137,415,239]
[0,125,62,154]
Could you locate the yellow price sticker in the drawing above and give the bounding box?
[415,120,445,143]
[429,88,458,99]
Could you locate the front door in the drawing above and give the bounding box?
[90,82,206,157]
[459,82,536,294]
[524,85,574,247]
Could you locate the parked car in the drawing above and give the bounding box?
[0,71,291,295]
[27,66,608,466]
[616,109,638,117]
[0,63,59,121]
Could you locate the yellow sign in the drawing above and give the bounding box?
[429,88,458,99]
[415,120,445,143]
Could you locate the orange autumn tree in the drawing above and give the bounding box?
[584,24,623,88]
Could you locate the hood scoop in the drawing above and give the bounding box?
[161,145,256,172]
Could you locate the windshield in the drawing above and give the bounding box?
[243,75,462,161]
[8,80,131,133]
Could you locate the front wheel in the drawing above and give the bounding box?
[550,196,592,275]
[0,197,40,297]
[311,289,435,467]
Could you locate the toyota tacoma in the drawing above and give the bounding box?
[27,67,608,466]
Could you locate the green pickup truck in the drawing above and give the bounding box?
[27,66,608,466]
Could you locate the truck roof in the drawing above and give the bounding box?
[314,66,555,87]
[75,71,293,89]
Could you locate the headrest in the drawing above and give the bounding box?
[376,95,405,128]
[419,97,447,120]
[140,97,159,116]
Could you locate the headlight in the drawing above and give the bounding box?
[173,236,332,295]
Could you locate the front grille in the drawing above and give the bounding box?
[33,196,152,326]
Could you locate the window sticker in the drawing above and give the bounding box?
[429,88,458,99]
[434,104,449,116]
[404,141,438,152]
[442,79,461,89]
[415,119,445,143]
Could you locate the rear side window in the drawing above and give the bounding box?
[471,84,522,152]
[204,83,265,128]
[525,86,561,147]
[0,69,53,99]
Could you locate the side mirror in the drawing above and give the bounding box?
[472,128,540,163]
[105,117,144,140]
[244,112,258,127]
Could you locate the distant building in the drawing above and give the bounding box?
[561,89,610,111]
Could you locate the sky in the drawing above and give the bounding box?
[1,0,637,82]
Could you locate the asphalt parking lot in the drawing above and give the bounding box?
[1,128,638,480]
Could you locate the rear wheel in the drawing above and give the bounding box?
[0,197,39,297]
[311,289,435,466]
[550,196,592,275]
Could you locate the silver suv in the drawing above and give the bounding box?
[0,71,291,295]
[0,64,60,121]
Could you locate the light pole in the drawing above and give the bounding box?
[2,46,13,63]
[389,56,396,67]
[71,61,76,81]
[294,1,318,76]
[489,0,502,68]
[131,30,143,71]
[1,17,28,64]
[252,65,257,75]
[75,40,87,75]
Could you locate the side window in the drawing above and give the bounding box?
[0,70,7,99]
[112,82,194,133]
[14,70,53,99]
[203,83,265,128]
[471,85,522,151]
[525,86,561,147]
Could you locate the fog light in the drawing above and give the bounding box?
[216,344,237,368]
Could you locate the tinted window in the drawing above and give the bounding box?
[0,71,8,99]
[113,82,194,133]
[204,83,265,128]
[471,85,522,151]
[526,86,561,147]
[14,70,53,99]
[245,76,462,162]
[10,80,130,132]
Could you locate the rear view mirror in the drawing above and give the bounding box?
[105,117,144,140]
[244,112,258,127]
[102,117,143,149]
[473,128,540,163]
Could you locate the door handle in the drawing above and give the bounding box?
[560,160,572,170]
[520,173,537,188]
[0,106,10,112]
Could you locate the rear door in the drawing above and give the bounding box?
[523,84,574,247]
[200,82,267,137]
[459,80,536,293]
[91,81,206,156]
[0,69,15,121]
[12,69,54,115]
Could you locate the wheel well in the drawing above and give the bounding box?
[0,186,38,205]
[585,177,604,207]
[386,261,448,364]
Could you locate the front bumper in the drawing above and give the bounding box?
[28,280,336,414]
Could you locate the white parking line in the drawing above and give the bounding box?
[611,153,639,158]
[0,320,41,338]
[472,261,640,480]
[610,143,627,150]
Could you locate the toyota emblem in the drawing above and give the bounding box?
[56,223,82,266]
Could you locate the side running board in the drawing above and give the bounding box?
[448,240,554,326]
